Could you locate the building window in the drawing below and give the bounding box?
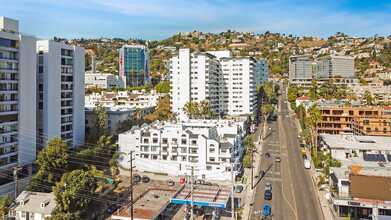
[209,157,215,162]
[206,166,212,171]
[209,148,215,153]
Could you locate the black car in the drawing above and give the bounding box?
[259,170,265,178]
[265,152,270,158]
[300,143,305,148]
[133,174,141,183]
[264,190,272,200]
[302,154,307,160]
[142,175,150,183]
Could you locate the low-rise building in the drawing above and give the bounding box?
[318,106,390,135]
[9,191,56,220]
[117,119,249,181]
[85,90,163,109]
[85,72,126,89]
[85,106,155,134]
[347,84,391,104]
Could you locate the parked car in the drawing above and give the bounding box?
[269,126,272,130]
[304,159,311,169]
[302,148,306,153]
[265,182,272,191]
[204,182,212,186]
[300,143,305,148]
[265,152,270,158]
[142,175,150,183]
[302,154,307,160]
[286,115,290,118]
[133,174,141,183]
[196,179,205,185]
[259,170,265,178]
[167,180,174,186]
[297,134,301,139]
[263,204,271,216]
[275,156,281,162]
[264,190,272,200]
[235,185,244,193]
[194,205,204,216]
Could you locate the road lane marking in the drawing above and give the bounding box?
[277,114,298,220]
[279,116,299,220]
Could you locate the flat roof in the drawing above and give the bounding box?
[320,134,391,151]
[171,184,231,208]
[113,188,177,220]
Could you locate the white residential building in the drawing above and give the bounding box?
[118,119,248,181]
[169,49,264,121]
[36,40,85,149]
[377,71,391,80]
[347,84,391,104]
[85,90,163,109]
[0,17,36,197]
[85,71,126,89]
[316,55,355,79]
[9,191,56,220]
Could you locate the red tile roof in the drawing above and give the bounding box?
[296,96,310,100]
[129,94,140,99]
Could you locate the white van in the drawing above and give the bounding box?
[304,159,311,169]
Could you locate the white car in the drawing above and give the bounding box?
[286,115,290,118]
[284,101,287,103]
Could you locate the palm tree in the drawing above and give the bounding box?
[0,195,13,220]
[131,69,136,75]
[306,105,323,157]
[135,108,142,120]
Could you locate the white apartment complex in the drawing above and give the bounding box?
[316,55,355,79]
[85,71,126,89]
[348,84,391,104]
[0,17,37,193]
[169,49,265,121]
[118,119,248,181]
[85,90,163,109]
[289,55,313,81]
[36,40,85,149]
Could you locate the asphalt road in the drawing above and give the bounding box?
[250,85,322,220]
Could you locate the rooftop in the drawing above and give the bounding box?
[320,134,391,151]
[113,188,177,220]
[11,191,56,214]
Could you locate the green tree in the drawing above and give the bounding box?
[27,137,69,192]
[263,104,275,114]
[47,212,81,220]
[306,105,323,157]
[155,82,171,93]
[0,195,13,220]
[87,102,109,144]
[154,95,171,120]
[311,79,317,97]
[135,108,142,120]
[344,101,352,107]
[364,91,374,105]
[199,100,212,119]
[299,110,305,129]
[53,169,98,214]
[182,101,198,119]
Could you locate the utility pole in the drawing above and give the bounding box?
[231,163,235,220]
[130,151,134,220]
[251,118,254,190]
[190,167,194,220]
[12,167,21,200]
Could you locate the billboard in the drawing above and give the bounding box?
[350,175,391,201]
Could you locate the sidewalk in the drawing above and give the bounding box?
[309,168,336,220]
[241,138,264,220]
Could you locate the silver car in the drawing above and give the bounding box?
[265,182,272,191]
[276,156,281,162]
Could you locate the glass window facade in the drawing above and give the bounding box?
[119,46,149,87]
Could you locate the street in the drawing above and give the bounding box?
[250,85,322,220]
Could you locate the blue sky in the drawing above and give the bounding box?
[2,0,391,40]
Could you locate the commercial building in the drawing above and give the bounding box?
[316,55,355,79]
[0,17,37,197]
[85,71,126,89]
[119,44,149,87]
[36,40,85,149]
[169,49,265,121]
[318,106,390,136]
[320,134,391,219]
[289,55,313,85]
[9,191,56,220]
[117,119,248,181]
[258,58,269,84]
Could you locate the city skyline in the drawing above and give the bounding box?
[2,0,391,40]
